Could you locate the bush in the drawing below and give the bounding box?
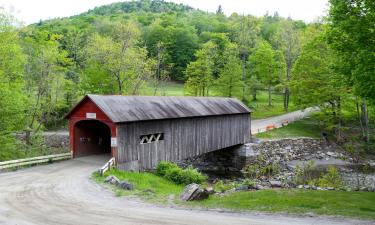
[242,154,281,179]
[180,167,206,184]
[156,161,179,176]
[213,180,237,193]
[156,162,206,185]
[164,167,185,184]
[316,166,343,188]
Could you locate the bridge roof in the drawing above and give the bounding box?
[66,95,251,123]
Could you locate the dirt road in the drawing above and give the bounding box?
[0,155,372,225]
[251,107,319,134]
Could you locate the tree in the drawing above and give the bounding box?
[150,42,170,95]
[291,29,347,141]
[249,40,279,106]
[328,0,375,142]
[22,29,71,135]
[184,41,217,96]
[215,43,243,98]
[83,21,152,95]
[229,14,261,101]
[273,19,301,112]
[0,11,27,155]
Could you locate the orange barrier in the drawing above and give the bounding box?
[266,125,276,131]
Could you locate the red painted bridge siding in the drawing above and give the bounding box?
[67,98,117,159]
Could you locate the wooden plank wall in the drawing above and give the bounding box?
[117,114,250,170]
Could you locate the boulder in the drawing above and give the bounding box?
[269,180,282,188]
[180,183,200,201]
[117,180,134,190]
[205,187,216,195]
[235,185,249,191]
[104,175,120,186]
[180,183,209,201]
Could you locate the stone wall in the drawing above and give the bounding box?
[15,132,69,149]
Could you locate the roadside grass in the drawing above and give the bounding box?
[247,92,297,120]
[92,169,184,203]
[256,116,325,139]
[93,170,375,220]
[184,189,375,220]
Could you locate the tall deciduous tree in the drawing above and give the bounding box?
[215,43,243,98]
[83,21,152,95]
[22,29,71,135]
[184,41,217,96]
[249,40,279,106]
[291,29,347,140]
[328,0,375,142]
[273,19,301,112]
[0,11,27,154]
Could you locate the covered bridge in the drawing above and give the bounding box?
[65,95,251,171]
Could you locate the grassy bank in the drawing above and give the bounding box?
[186,189,375,220]
[93,170,375,220]
[92,170,184,203]
[256,116,324,139]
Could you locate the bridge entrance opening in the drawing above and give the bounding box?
[73,120,111,157]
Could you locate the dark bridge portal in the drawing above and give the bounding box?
[74,120,111,157]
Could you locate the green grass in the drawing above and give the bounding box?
[256,116,324,139]
[139,81,185,96]
[185,189,375,220]
[140,82,295,119]
[92,169,184,203]
[247,91,297,119]
[94,170,375,220]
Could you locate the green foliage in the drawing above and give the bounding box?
[315,167,343,188]
[155,161,206,185]
[213,180,236,193]
[242,154,280,179]
[293,161,317,185]
[155,161,179,176]
[0,11,28,153]
[214,43,244,98]
[328,0,375,102]
[184,41,216,96]
[93,169,184,203]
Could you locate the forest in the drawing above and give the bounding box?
[0,0,374,160]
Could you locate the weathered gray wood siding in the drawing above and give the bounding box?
[116,113,250,171]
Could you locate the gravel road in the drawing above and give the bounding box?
[251,107,320,134]
[0,155,373,225]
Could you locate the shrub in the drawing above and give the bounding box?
[242,154,281,179]
[156,161,179,176]
[164,167,185,184]
[156,162,207,185]
[180,166,207,184]
[317,166,343,188]
[293,161,317,185]
[213,180,237,193]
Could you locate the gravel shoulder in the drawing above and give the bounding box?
[0,155,373,225]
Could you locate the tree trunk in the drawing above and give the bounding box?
[356,96,365,138]
[268,84,272,106]
[284,87,290,112]
[284,65,291,112]
[361,98,370,143]
[252,89,257,101]
[336,97,342,142]
[241,57,246,101]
